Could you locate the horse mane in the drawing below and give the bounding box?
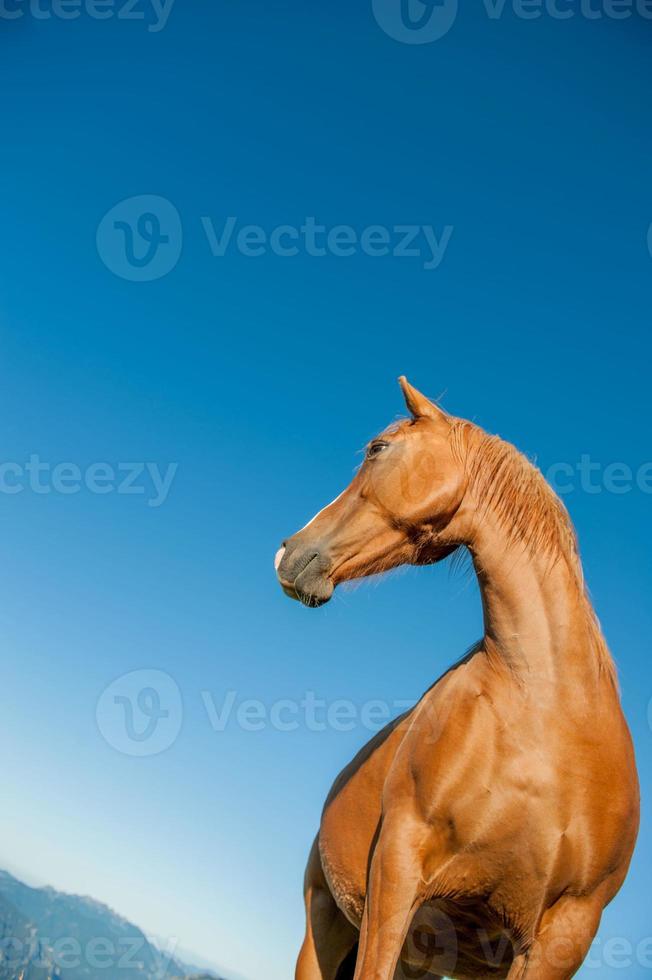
[450,419,617,685]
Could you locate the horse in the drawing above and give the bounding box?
[275,378,639,980]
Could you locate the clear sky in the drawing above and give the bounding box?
[1,3,652,979]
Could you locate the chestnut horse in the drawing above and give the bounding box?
[275,378,639,980]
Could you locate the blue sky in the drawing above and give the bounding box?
[1,3,652,978]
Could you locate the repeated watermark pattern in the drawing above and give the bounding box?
[97,195,183,282]
[0,934,179,976]
[395,919,652,975]
[201,689,417,734]
[96,669,183,756]
[373,0,652,43]
[0,0,174,30]
[97,671,652,758]
[97,199,652,282]
[96,669,420,755]
[544,456,652,495]
[0,457,178,507]
[96,195,454,282]
[1,453,648,506]
[2,930,652,977]
[201,216,453,270]
[1,926,651,976]
[373,0,459,43]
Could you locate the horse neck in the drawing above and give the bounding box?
[468,520,588,683]
[455,435,614,688]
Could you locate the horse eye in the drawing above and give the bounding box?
[366,441,389,461]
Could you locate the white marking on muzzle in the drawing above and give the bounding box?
[297,491,345,534]
[274,546,286,571]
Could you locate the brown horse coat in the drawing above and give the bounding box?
[276,379,639,980]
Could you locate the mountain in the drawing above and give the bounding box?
[0,871,223,980]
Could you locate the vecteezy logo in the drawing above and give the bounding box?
[372,0,457,43]
[96,195,182,282]
[96,669,183,756]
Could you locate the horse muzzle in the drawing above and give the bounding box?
[274,542,334,607]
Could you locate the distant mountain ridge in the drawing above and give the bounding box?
[0,870,223,980]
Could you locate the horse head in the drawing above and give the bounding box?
[275,377,469,607]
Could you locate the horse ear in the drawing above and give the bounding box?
[398,376,448,422]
